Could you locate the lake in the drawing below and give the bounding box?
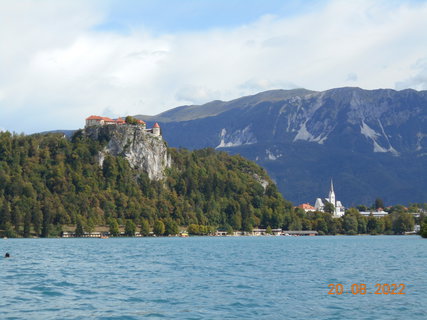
[1,236,426,319]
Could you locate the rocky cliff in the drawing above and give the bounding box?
[84,125,171,180]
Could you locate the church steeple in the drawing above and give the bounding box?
[329,178,336,206]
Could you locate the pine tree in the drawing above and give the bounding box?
[23,211,31,238]
[0,202,11,228]
[75,218,85,237]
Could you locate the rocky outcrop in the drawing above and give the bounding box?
[84,125,171,180]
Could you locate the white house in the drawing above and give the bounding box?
[359,209,388,218]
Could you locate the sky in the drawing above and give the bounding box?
[1,0,427,133]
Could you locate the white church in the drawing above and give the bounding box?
[314,179,345,218]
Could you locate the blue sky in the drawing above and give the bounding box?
[1,0,427,133]
[97,0,319,33]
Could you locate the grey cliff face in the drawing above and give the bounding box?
[85,125,171,180]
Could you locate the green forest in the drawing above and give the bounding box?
[0,131,423,237]
[0,131,290,237]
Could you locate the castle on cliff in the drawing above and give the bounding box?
[85,115,161,136]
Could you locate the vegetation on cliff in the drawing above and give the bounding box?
[0,131,289,237]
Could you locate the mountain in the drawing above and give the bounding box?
[39,129,76,137]
[135,87,427,206]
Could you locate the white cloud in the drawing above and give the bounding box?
[395,58,427,90]
[1,0,427,133]
[346,73,358,82]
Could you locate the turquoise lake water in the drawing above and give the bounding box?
[0,236,426,319]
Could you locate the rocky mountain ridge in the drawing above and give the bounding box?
[136,87,427,205]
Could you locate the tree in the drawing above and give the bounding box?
[243,223,253,233]
[324,202,335,215]
[356,205,368,212]
[289,217,302,230]
[266,226,272,234]
[367,214,378,234]
[109,218,120,237]
[23,211,31,238]
[86,218,95,233]
[376,218,385,234]
[316,218,328,234]
[392,212,414,235]
[153,220,165,236]
[140,219,150,236]
[421,218,427,238]
[357,216,367,234]
[164,219,179,236]
[125,220,136,236]
[330,219,342,235]
[187,224,199,235]
[32,208,42,236]
[3,222,16,238]
[0,202,11,228]
[343,214,358,235]
[41,209,50,238]
[75,218,85,237]
[226,224,234,235]
[231,212,242,230]
[102,155,118,182]
[374,198,385,210]
[125,116,138,125]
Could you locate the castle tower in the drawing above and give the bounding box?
[328,179,336,206]
[152,122,161,136]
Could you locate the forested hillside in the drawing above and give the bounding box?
[0,131,289,237]
[0,131,418,238]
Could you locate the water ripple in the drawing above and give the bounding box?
[0,236,426,319]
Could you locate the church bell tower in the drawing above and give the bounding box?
[329,179,336,206]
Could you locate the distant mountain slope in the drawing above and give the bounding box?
[136,89,315,122]
[136,87,427,206]
[38,129,75,137]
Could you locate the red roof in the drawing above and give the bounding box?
[298,203,315,210]
[153,122,160,128]
[86,115,104,120]
[86,115,115,121]
[137,120,146,124]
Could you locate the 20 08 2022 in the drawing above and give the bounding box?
[328,283,406,295]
